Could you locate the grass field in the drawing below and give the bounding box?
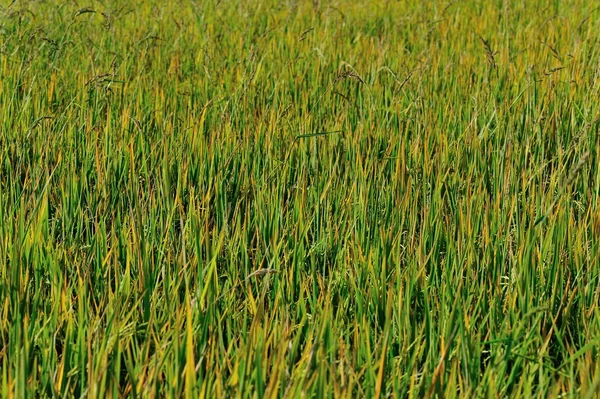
[1,0,600,397]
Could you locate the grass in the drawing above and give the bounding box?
[1,0,599,397]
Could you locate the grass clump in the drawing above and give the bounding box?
[1,0,599,397]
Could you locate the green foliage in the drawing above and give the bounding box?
[1,0,599,397]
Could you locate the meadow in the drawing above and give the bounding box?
[1,0,600,397]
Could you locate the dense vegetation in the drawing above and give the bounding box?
[1,0,599,397]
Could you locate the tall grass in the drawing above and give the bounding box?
[1,0,599,397]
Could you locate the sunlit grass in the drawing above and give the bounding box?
[1,0,599,397]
